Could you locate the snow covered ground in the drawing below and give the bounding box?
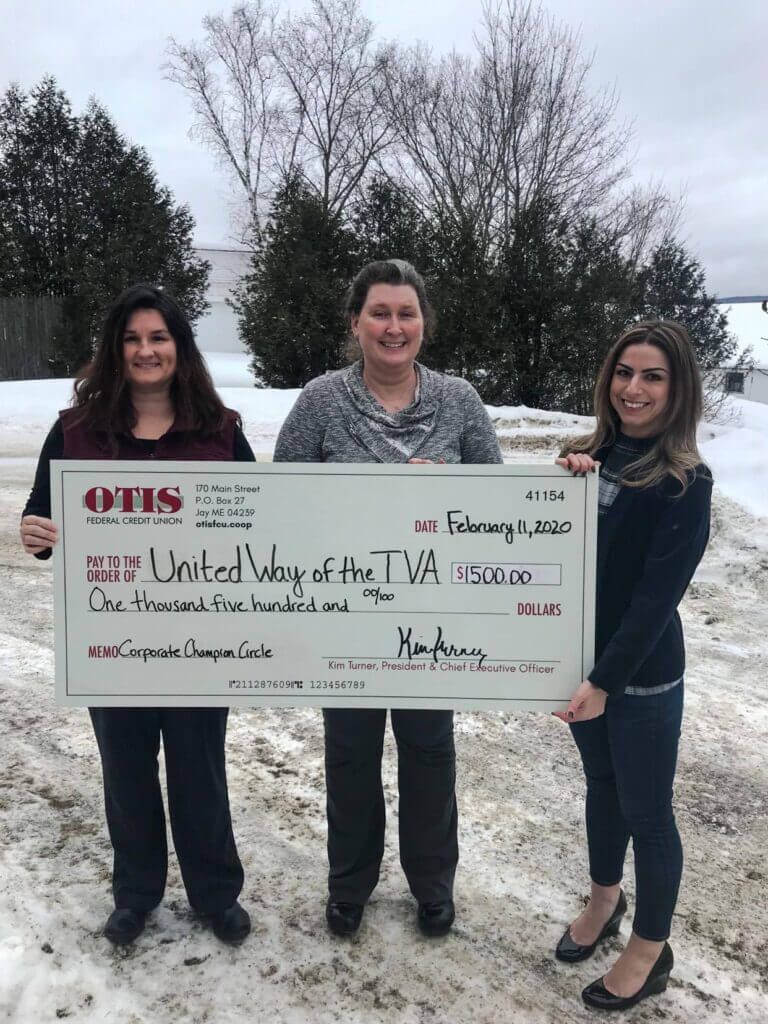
[1,364,767,1023]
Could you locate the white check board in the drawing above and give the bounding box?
[52,462,597,709]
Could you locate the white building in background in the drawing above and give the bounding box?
[193,246,250,354]
[715,298,768,406]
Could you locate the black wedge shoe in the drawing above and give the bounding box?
[555,890,627,963]
[582,942,673,1011]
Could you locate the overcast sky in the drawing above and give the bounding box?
[3,0,765,296]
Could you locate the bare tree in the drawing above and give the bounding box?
[273,0,393,217]
[382,44,502,248]
[384,0,635,254]
[487,1,630,220]
[166,0,392,237]
[166,2,287,241]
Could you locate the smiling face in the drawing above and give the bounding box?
[122,309,177,392]
[352,283,424,377]
[609,342,671,437]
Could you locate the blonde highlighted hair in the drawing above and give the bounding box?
[564,321,705,491]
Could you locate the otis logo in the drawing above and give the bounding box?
[83,486,183,515]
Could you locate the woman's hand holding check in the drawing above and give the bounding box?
[19,515,58,554]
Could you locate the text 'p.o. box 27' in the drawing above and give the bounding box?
[51,462,597,709]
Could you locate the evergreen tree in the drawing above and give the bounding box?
[0,80,78,296]
[233,175,357,387]
[423,217,500,390]
[350,175,434,270]
[636,240,736,370]
[490,204,571,407]
[0,77,209,374]
[476,206,640,411]
[548,219,640,413]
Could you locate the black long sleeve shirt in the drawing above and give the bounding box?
[588,446,712,695]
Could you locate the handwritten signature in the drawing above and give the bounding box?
[396,625,487,667]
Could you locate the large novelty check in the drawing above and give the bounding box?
[51,462,597,709]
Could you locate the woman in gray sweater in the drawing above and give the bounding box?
[274,259,502,938]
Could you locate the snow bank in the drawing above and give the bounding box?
[699,398,768,519]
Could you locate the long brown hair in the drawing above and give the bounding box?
[564,321,704,491]
[70,284,233,441]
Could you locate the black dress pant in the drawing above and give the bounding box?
[323,707,458,904]
[89,707,244,914]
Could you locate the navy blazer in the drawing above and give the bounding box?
[588,453,712,696]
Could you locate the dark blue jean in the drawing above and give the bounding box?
[569,681,684,941]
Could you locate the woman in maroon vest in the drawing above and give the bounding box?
[20,284,253,947]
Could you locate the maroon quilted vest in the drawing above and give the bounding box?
[59,407,238,461]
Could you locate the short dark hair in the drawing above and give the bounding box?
[345,260,436,340]
[71,283,230,439]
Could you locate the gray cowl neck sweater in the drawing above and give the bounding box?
[341,360,435,459]
[273,359,503,466]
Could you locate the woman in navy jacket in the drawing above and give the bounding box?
[20,284,253,947]
[553,321,712,1011]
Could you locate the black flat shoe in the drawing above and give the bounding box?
[417,899,455,937]
[582,942,673,1011]
[326,900,364,936]
[210,902,251,944]
[104,908,146,945]
[555,890,627,963]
